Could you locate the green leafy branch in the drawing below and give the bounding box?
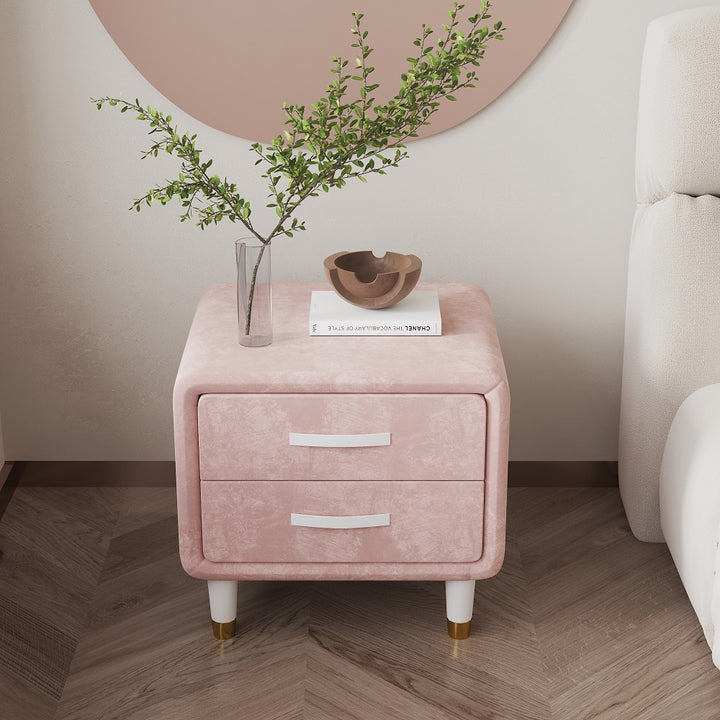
[91,2,504,248]
[90,98,263,241]
[252,1,504,242]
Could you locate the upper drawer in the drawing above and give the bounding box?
[198,393,486,481]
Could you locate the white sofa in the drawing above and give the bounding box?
[619,6,720,543]
[618,6,720,668]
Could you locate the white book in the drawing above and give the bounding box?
[309,290,441,336]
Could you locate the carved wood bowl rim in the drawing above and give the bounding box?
[323,250,422,309]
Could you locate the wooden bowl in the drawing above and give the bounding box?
[323,251,422,309]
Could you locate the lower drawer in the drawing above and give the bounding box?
[200,480,484,564]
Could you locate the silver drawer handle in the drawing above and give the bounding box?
[290,512,390,529]
[288,432,390,448]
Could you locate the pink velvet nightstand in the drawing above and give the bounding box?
[173,283,509,640]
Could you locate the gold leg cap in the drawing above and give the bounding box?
[447,619,472,640]
[212,619,236,640]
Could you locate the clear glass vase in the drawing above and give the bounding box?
[236,238,272,347]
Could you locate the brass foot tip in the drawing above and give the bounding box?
[212,619,236,640]
[447,619,471,640]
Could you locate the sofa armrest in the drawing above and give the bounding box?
[660,383,720,669]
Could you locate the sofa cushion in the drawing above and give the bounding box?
[619,193,720,541]
[636,7,720,204]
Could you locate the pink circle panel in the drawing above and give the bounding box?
[90,0,574,143]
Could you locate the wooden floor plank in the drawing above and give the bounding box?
[515,488,720,720]
[0,487,123,720]
[305,644,460,720]
[110,487,178,539]
[307,579,551,720]
[0,668,58,720]
[58,582,309,719]
[1,484,718,720]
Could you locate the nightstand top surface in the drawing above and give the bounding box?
[174,283,507,396]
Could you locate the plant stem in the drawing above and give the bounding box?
[242,240,269,337]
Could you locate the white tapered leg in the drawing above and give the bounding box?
[445,580,475,639]
[208,580,238,639]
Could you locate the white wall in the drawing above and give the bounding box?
[1,0,715,461]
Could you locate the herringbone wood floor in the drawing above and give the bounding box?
[1,482,719,720]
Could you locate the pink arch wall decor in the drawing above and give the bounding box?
[89,0,574,143]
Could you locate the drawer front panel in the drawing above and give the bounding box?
[198,394,486,481]
[201,480,484,563]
